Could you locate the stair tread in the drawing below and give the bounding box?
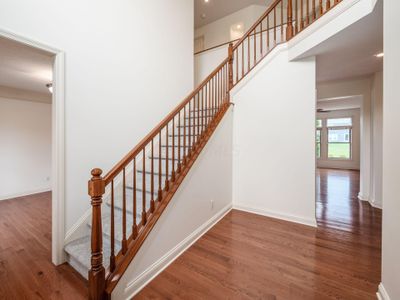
[65,235,111,272]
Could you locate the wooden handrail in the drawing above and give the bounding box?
[103,58,228,185]
[88,0,343,298]
[232,0,282,51]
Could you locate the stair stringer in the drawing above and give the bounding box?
[111,107,234,299]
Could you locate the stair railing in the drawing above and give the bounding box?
[87,0,342,298]
[88,57,231,299]
[229,0,342,87]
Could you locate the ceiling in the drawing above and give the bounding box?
[314,0,383,82]
[0,36,54,100]
[194,0,272,28]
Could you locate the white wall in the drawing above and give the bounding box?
[380,1,400,299]
[194,45,228,85]
[195,5,267,50]
[232,45,317,227]
[0,97,51,200]
[112,108,233,299]
[0,0,194,234]
[316,108,361,170]
[371,71,383,208]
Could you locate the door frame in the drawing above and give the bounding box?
[0,28,66,265]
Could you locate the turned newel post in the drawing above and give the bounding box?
[228,42,234,101]
[286,0,294,41]
[88,168,106,300]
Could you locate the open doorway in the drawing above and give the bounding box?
[0,29,66,267]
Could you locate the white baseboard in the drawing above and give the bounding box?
[377,283,391,300]
[358,193,383,209]
[358,192,369,201]
[0,188,51,201]
[233,204,317,228]
[123,203,233,299]
[369,198,383,209]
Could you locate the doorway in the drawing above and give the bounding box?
[0,29,65,265]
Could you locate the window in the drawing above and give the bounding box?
[327,118,352,127]
[316,119,322,158]
[327,118,352,160]
[316,128,321,158]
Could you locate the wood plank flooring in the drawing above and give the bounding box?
[136,168,382,299]
[0,192,87,299]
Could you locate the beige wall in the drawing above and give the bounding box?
[0,97,51,200]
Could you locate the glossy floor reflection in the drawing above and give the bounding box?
[136,168,382,299]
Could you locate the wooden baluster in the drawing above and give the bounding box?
[122,168,127,254]
[267,15,270,50]
[142,150,147,225]
[334,0,339,5]
[197,90,200,137]
[88,168,105,300]
[241,42,244,78]
[205,84,208,128]
[295,0,298,33]
[208,81,212,125]
[312,0,316,21]
[326,0,331,11]
[188,100,192,154]
[133,158,138,238]
[219,69,222,109]
[236,49,238,83]
[158,133,162,201]
[246,37,249,72]
[300,0,304,30]
[254,29,256,64]
[165,125,169,191]
[201,86,205,134]
[194,93,198,140]
[306,0,310,26]
[177,111,181,173]
[274,7,277,44]
[183,106,187,165]
[214,76,217,117]
[110,180,115,272]
[260,22,263,56]
[221,69,223,107]
[150,140,155,213]
[281,0,284,42]
[224,65,227,103]
[319,0,323,15]
[286,0,294,40]
[171,117,176,182]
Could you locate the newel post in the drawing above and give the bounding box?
[88,168,106,300]
[286,0,294,41]
[228,42,234,101]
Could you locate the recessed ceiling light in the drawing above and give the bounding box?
[236,24,242,29]
[204,0,209,3]
[375,52,384,58]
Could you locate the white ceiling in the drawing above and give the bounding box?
[194,0,272,28]
[314,0,383,82]
[0,37,54,97]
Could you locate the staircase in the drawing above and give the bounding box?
[64,0,343,298]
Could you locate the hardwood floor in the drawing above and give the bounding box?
[0,192,87,299]
[136,168,382,300]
